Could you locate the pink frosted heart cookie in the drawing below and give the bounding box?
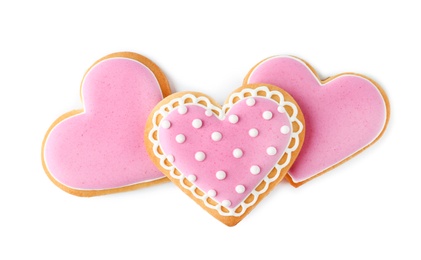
[245,56,390,187]
[145,84,305,226]
[42,52,171,196]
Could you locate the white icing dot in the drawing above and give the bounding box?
[205,109,213,117]
[233,148,243,158]
[211,131,222,141]
[222,200,232,207]
[161,120,171,129]
[246,97,256,106]
[262,111,273,120]
[195,151,206,161]
[235,185,246,194]
[250,165,261,175]
[228,114,239,124]
[178,106,188,114]
[167,154,175,163]
[249,128,259,137]
[216,170,226,180]
[187,174,197,182]
[192,119,203,129]
[175,134,186,143]
[277,106,286,113]
[208,189,217,197]
[267,146,277,156]
[281,125,290,134]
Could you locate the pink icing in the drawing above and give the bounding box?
[247,56,387,183]
[158,97,292,208]
[44,57,164,189]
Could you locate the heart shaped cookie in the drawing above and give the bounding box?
[245,56,390,187]
[145,84,305,226]
[42,52,171,196]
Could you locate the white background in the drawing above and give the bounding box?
[1,1,420,259]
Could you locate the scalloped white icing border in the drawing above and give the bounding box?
[148,86,303,216]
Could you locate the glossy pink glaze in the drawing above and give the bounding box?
[44,58,164,189]
[247,56,387,183]
[158,97,292,208]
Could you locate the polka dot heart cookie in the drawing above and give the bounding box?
[145,84,305,226]
[42,52,171,196]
